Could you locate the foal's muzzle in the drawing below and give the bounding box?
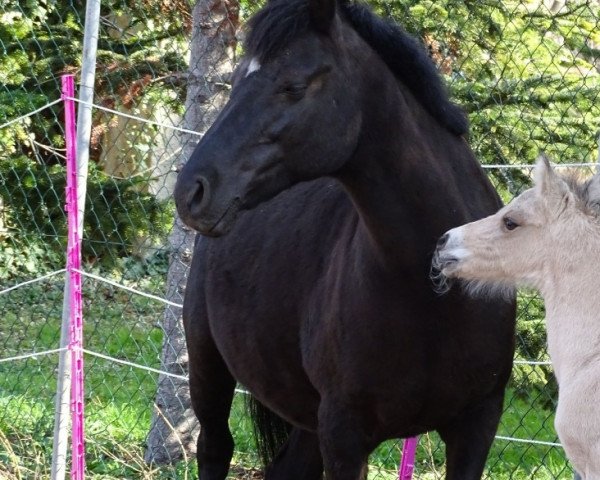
[432,246,459,273]
[430,231,462,294]
[436,233,449,250]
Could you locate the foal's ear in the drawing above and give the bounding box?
[533,154,570,200]
[586,174,600,211]
[309,0,336,33]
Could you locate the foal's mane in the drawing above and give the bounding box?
[562,173,600,216]
[245,0,468,136]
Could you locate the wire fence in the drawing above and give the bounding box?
[1,0,599,478]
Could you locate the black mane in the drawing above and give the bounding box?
[245,0,468,136]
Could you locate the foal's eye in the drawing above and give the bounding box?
[503,217,519,231]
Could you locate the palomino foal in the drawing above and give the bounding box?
[433,155,600,480]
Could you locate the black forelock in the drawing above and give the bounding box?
[244,0,468,136]
[245,0,312,65]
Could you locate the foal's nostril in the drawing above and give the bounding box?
[437,233,449,250]
[187,175,210,217]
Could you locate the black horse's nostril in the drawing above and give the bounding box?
[187,175,210,217]
[437,233,449,249]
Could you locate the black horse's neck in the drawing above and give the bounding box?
[336,43,497,269]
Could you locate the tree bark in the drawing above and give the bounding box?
[144,0,239,464]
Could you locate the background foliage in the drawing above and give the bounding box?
[0,0,598,478]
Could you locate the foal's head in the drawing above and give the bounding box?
[433,155,600,295]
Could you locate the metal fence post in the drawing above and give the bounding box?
[50,0,101,477]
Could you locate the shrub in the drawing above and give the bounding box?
[0,157,173,279]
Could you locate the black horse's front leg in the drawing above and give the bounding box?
[317,399,370,480]
[437,391,505,479]
[183,286,236,479]
[187,340,236,480]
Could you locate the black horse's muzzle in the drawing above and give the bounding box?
[174,167,241,237]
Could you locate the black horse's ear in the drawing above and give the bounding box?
[309,0,336,33]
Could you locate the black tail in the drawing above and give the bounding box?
[245,395,292,467]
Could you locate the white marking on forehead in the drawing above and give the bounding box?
[245,58,261,77]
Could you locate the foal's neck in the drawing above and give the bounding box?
[542,252,600,383]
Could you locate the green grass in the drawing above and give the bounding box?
[366,394,573,480]
[0,275,576,479]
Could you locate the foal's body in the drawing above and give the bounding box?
[543,231,600,479]
[176,0,516,478]
[549,291,600,479]
[434,157,600,479]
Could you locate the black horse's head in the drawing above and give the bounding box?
[175,0,467,236]
[175,0,363,236]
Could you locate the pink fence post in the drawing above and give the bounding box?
[399,436,418,480]
[62,74,86,480]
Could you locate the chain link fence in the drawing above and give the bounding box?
[0,0,598,478]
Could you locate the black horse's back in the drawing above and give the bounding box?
[176,0,516,478]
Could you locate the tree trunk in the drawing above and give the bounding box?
[144,0,239,464]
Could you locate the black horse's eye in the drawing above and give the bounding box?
[503,216,519,231]
[281,83,307,99]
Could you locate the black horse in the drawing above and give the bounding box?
[174,0,516,478]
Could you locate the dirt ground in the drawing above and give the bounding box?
[229,466,264,479]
